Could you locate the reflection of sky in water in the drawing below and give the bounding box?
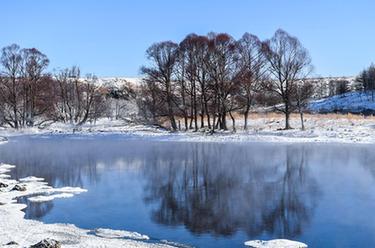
[1,135,375,247]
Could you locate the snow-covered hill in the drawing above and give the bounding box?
[95,77,142,88]
[309,91,375,114]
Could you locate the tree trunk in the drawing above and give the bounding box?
[284,100,291,130]
[200,101,204,128]
[285,111,291,129]
[297,100,305,131]
[299,110,305,131]
[243,105,250,130]
[166,81,177,131]
[229,111,236,132]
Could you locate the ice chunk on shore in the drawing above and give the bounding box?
[245,239,308,248]
[0,164,174,247]
[28,193,75,202]
[19,176,45,182]
[0,164,15,174]
[53,186,88,193]
[0,164,15,169]
[95,228,150,240]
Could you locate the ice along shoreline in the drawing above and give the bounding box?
[0,163,179,247]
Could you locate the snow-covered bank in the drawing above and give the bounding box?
[0,163,177,247]
[1,113,375,144]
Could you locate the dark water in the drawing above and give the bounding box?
[1,135,375,247]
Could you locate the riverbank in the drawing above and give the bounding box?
[1,113,375,144]
[0,163,179,247]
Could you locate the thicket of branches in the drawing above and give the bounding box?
[139,29,314,131]
[0,44,133,129]
[357,64,375,101]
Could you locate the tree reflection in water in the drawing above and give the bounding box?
[143,143,320,239]
[0,137,321,240]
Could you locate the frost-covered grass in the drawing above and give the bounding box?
[0,163,177,247]
[1,113,375,144]
[170,113,375,144]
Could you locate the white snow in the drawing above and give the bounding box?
[2,112,375,144]
[309,91,375,113]
[95,228,149,240]
[52,186,88,194]
[27,193,75,202]
[19,176,45,182]
[245,239,308,248]
[0,163,176,247]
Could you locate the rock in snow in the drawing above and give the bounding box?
[5,241,18,245]
[11,184,26,191]
[0,182,8,188]
[244,239,308,248]
[30,238,61,248]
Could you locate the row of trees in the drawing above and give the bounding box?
[139,29,314,131]
[0,44,134,129]
[357,64,375,101]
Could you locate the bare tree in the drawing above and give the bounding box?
[262,29,312,129]
[20,48,49,126]
[206,33,239,131]
[296,80,315,130]
[236,33,266,130]
[53,67,106,125]
[357,64,375,101]
[0,44,23,128]
[141,41,179,131]
[106,81,136,120]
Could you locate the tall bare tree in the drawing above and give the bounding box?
[141,41,179,130]
[296,80,314,130]
[237,33,266,130]
[206,33,239,131]
[0,44,23,128]
[262,29,312,129]
[21,48,49,126]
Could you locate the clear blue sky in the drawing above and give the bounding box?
[1,0,375,77]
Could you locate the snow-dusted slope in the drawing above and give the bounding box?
[309,91,375,114]
[96,77,142,88]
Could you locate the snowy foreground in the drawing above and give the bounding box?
[0,163,177,248]
[1,113,375,144]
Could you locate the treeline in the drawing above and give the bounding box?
[3,30,374,131]
[139,29,314,131]
[0,44,133,128]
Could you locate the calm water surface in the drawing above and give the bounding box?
[1,135,375,247]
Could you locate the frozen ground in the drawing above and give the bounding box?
[0,163,179,247]
[1,113,375,144]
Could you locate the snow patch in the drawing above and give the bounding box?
[52,186,88,193]
[28,193,75,202]
[309,91,375,114]
[95,228,150,240]
[19,176,45,182]
[244,239,308,248]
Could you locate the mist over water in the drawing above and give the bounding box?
[1,135,375,247]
